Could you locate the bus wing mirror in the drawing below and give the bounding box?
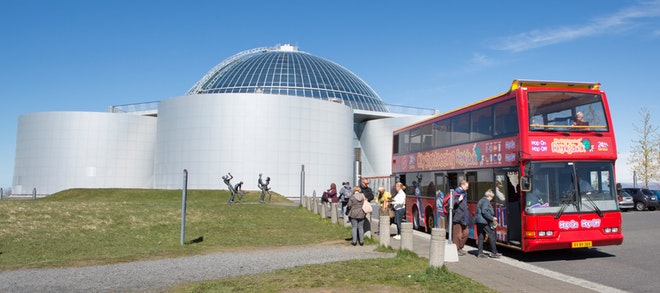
[521,176,532,192]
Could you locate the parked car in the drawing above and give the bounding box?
[620,188,659,211]
[617,190,634,211]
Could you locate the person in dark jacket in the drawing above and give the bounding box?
[360,178,374,202]
[476,189,501,258]
[347,186,367,246]
[452,180,470,256]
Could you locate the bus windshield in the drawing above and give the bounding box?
[528,91,608,132]
[524,161,617,215]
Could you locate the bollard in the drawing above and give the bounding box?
[445,228,459,262]
[379,215,390,247]
[313,198,319,214]
[364,211,372,239]
[331,203,338,223]
[32,188,37,200]
[320,202,327,218]
[344,211,352,227]
[401,222,413,251]
[302,196,307,209]
[429,227,446,267]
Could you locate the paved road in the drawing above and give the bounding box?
[511,210,659,293]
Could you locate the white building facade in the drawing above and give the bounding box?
[12,44,433,198]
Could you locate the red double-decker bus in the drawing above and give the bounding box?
[392,79,623,252]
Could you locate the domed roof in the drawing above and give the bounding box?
[187,44,388,112]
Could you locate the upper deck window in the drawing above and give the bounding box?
[528,91,608,132]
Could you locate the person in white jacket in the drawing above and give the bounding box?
[391,182,406,240]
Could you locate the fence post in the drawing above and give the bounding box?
[313,198,319,214]
[32,188,36,200]
[331,203,338,223]
[180,169,188,246]
[401,222,413,251]
[320,202,327,218]
[379,215,390,247]
[300,164,305,206]
[364,210,372,239]
[429,227,445,267]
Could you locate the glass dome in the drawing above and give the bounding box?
[187,44,388,112]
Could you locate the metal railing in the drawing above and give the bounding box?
[109,100,437,117]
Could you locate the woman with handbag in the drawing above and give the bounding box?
[347,186,367,246]
[475,189,501,258]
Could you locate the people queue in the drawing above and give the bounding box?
[323,178,501,259]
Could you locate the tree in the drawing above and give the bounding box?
[627,108,659,188]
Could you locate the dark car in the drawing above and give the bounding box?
[621,188,659,211]
[617,190,634,211]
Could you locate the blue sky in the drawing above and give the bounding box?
[2,0,660,190]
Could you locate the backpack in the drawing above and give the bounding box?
[441,192,452,216]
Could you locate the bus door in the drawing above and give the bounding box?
[447,173,458,191]
[495,170,522,247]
[434,173,447,227]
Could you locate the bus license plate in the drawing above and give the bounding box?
[571,241,592,248]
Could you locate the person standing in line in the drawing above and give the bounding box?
[360,178,374,202]
[359,178,375,236]
[326,183,338,204]
[452,180,470,256]
[339,182,352,217]
[391,182,406,240]
[377,186,393,221]
[347,186,366,246]
[476,189,501,258]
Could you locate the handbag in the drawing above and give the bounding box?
[387,205,396,218]
[362,200,373,213]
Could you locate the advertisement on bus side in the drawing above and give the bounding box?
[392,138,518,173]
[527,136,616,160]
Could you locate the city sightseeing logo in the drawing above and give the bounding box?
[551,138,593,154]
[558,219,601,230]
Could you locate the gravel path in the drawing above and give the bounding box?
[0,243,392,292]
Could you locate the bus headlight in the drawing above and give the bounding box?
[526,230,555,237]
[604,227,619,233]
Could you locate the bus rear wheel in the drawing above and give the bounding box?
[425,213,434,233]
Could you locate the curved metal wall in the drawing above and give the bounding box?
[359,116,428,178]
[154,93,354,198]
[12,112,157,194]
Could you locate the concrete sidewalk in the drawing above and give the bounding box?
[371,218,624,293]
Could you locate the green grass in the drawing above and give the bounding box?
[170,249,495,293]
[0,189,494,292]
[0,189,346,269]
